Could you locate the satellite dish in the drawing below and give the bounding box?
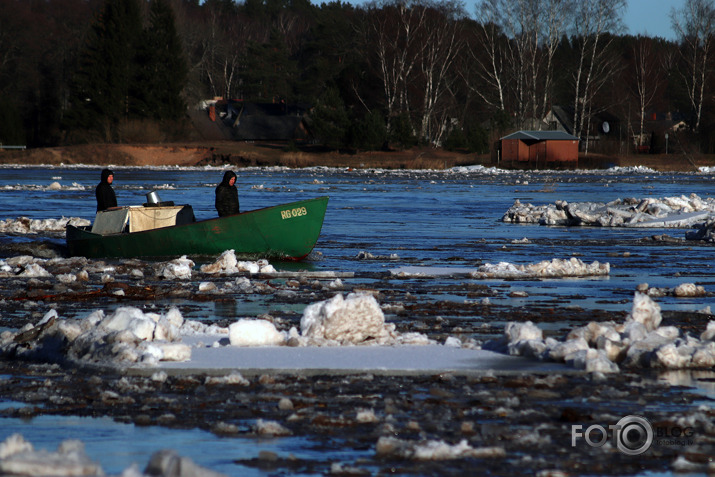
[601,121,610,134]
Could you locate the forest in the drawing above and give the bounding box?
[1,0,715,156]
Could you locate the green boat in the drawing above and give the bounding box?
[66,196,329,260]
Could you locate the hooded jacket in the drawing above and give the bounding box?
[95,168,117,212]
[215,170,240,217]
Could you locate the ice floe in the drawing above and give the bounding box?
[0,291,432,370]
[199,249,276,274]
[391,258,609,279]
[485,290,715,372]
[502,193,715,227]
[0,434,225,477]
[0,216,90,234]
[0,306,195,367]
[375,436,506,460]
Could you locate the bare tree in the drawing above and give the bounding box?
[361,1,423,133]
[631,36,662,149]
[570,0,625,151]
[464,7,509,112]
[415,1,465,143]
[360,0,465,145]
[471,0,572,128]
[671,0,715,132]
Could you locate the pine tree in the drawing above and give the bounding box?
[310,86,349,150]
[65,0,142,139]
[244,29,297,103]
[132,0,188,121]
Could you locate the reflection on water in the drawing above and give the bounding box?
[658,370,715,402]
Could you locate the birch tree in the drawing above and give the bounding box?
[671,0,715,132]
[361,1,423,133]
[360,0,464,145]
[415,1,465,143]
[570,0,625,148]
[630,36,661,149]
[471,0,571,127]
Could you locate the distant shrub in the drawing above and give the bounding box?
[348,110,387,151]
[389,113,417,150]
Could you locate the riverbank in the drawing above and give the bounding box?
[2,142,713,171]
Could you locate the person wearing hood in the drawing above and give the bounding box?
[215,170,240,217]
[95,168,117,212]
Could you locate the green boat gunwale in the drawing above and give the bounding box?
[66,196,329,260]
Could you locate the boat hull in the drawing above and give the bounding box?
[66,196,329,260]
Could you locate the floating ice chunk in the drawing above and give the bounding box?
[627,292,662,332]
[163,306,184,329]
[229,319,286,346]
[375,437,506,460]
[200,250,238,274]
[198,281,217,292]
[300,293,390,344]
[691,342,715,367]
[258,260,276,273]
[547,337,589,361]
[505,321,542,342]
[655,343,694,368]
[0,435,102,476]
[567,321,620,346]
[0,216,90,234]
[157,255,194,280]
[18,263,51,277]
[143,449,227,477]
[444,336,462,348]
[0,434,33,459]
[56,273,76,284]
[254,419,292,436]
[472,258,608,279]
[238,261,260,273]
[101,307,156,341]
[508,339,546,358]
[205,371,250,386]
[673,283,706,297]
[148,342,191,362]
[701,321,715,341]
[152,316,180,342]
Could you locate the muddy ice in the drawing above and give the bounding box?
[1,249,714,476]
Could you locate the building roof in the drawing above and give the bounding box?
[501,130,580,141]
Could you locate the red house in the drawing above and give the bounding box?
[500,130,579,168]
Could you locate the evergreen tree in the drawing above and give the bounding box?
[310,87,349,150]
[347,110,387,151]
[389,113,417,150]
[65,0,142,139]
[132,0,188,121]
[244,29,297,103]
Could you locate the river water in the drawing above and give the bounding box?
[1,164,714,475]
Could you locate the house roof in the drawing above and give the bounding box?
[501,130,579,141]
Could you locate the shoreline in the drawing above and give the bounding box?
[2,142,714,171]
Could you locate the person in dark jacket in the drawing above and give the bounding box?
[215,170,240,217]
[95,168,117,212]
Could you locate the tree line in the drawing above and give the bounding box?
[1,0,715,155]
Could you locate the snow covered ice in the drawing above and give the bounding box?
[502,193,715,228]
[486,290,715,372]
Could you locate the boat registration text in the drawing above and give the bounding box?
[280,207,308,220]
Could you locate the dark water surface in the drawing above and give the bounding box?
[1,165,714,475]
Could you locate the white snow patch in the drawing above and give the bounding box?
[229,319,286,346]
